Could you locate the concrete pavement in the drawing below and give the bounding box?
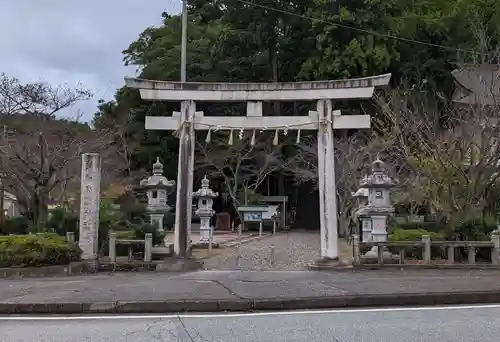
[2,269,500,313]
[2,305,500,341]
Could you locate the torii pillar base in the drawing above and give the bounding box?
[308,257,353,271]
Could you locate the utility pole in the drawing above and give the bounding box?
[174,0,192,257]
[180,0,188,82]
[0,125,6,227]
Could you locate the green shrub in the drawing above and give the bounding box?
[451,215,497,261]
[0,216,29,235]
[389,229,444,259]
[46,208,79,237]
[0,233,81,268]
[389,229,444,242]
[452,214,497,241]
[132,223,165,246]
[395,221,442,233]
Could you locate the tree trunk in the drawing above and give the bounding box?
[0,185,4,227]
[31,191,48,232]
[268,28,280,117]
[339,215,351,238]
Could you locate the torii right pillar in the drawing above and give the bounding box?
[312,100,379,268]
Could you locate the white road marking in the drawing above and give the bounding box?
[1,304,500,321]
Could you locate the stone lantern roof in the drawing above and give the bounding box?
[193,176,218,198]
[359,158,396,189]
[139,157,176,190]
[352,187,369,198]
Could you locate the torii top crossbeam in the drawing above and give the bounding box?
[125,74,391,101]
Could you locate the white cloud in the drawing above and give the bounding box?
[0,0,181,122]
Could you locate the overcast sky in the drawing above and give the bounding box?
[0,0,181,122]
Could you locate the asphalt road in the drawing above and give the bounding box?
[2,304,500,341]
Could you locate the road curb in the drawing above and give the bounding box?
[3,291,500,314]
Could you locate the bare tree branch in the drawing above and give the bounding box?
[0,75,125,229]
[196,131,288,218]
[377,68,500,223]
[0,73,92,117]
[284,132,400,236]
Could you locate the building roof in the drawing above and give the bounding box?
[452,64,500,106]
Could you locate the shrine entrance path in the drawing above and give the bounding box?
[199,231,352,271]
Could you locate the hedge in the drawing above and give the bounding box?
[389,228,444,242]
[394,221,442,233]
[0,233,81,268]
[389,229,444,259]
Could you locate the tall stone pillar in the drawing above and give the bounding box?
[315,99,339,260]
[78,153,101,273]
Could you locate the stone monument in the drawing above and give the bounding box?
[193,176,218,244]
[78,153,101,273]
[358,158,396,260]
[140,158,175,232]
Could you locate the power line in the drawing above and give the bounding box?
[234,0,479,55]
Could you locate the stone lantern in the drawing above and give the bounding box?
[359,158,396,258]
[193,176,218,243]
[139,158,175,232]
[360,158,396,241]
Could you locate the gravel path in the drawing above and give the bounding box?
[202,231,352,270]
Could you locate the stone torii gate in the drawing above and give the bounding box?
[125,75,391,262]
